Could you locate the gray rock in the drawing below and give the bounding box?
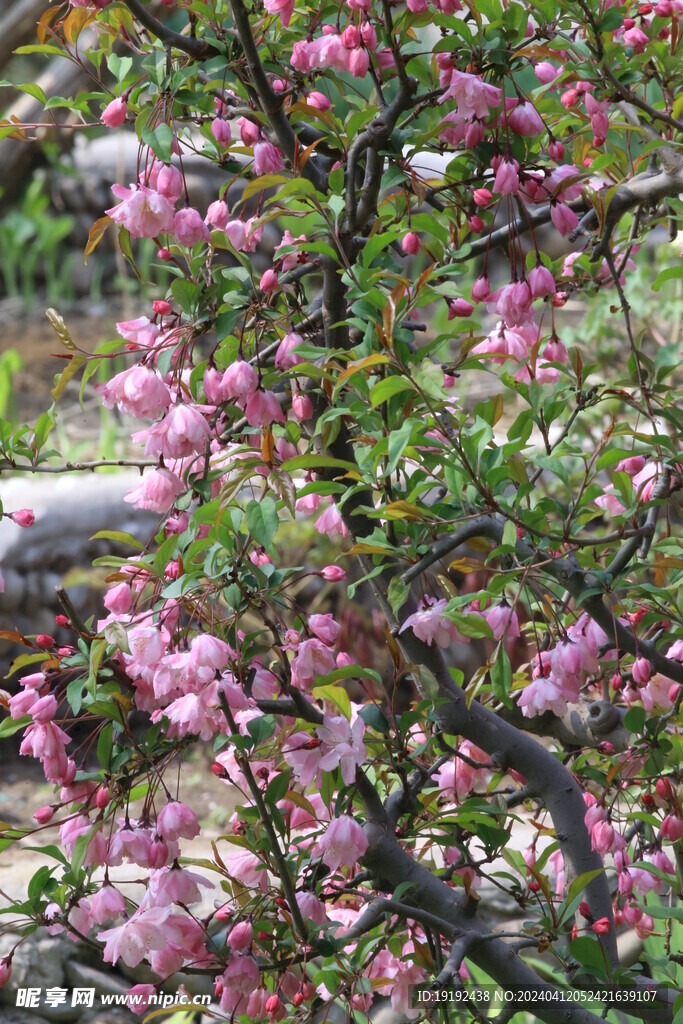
[0,931,69,1006]
[64,962,130,999]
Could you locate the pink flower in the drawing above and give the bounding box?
[507,101,544,136]
[399,597,458,648]
[126,985,157,1016]
[222,359,259,403]
[471,275,491,302]
[615,455,646,476]
[275,332,304,369]
[402,232,420,255]
[106,185,175,238]
[264,0,295,23]
[211,118,232,147]
[661,815,683,842]
[11,508,35,528]
[591,820,626,855]
[517,673,577,718]
[260,268,279,293]
[104,582,133,614]
[307,90,332,109]
[137,403,211,459]
[632,656,651,685]
[206,200,230,231]
[440,70,502,118]
[623,25,649,50]
[102,96,128,128]
[225,220,247,249]
[116,316,161,347]
[244,389,286,427]
[90,885,126,924]
[149,866,211,905]
[314,502,348,537]
[493,158,520,195]
[308,613,341,646]
[489,279,533,325]
[0,959,11,987]
[473,323,529,362]
[290,638,337,689]
[528,264,556,298]
[318,816,368,871]
[535,61,562,84]
[173,207,211,246]
[98,907,173,967]
[550,201,578,237]
[254,141,285,176]
[238,117,260,146]
[124,467,185,513]
[155,164,183,202]
[316,713,367,785]
[100,366,171,418]
[484,602,520,639]
[156,801,201,841]
[321,565,346,581]
[227,920,254,951]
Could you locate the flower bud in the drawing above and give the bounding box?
[402,232,420,255]
[12,509,35,528]
[36,634,55,649]
[153,300,173,316]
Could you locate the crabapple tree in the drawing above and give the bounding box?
[0,0,682,1021]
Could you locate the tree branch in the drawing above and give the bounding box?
[122,0,217,59]
[228,0,326,192]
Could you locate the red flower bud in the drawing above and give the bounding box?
[36,634,55,649]
[293,992,304,1007]
[157,248,172,261]
[210,762,227,778]
[579,901,593,920]
[597,741,615,755]
[153,300,173,316]
[265,994,281,1017]
[623,17,636,27]
[528,881,540,892]
[55,614,70,628]
[467,215,485,233]
[641,792,655,806]
[592,917,611,935]
[655,778,674,801]
[275,897,288,909]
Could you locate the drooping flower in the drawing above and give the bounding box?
[106,185,175,238]
[317,816,368,871]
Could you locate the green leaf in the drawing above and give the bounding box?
[90,530,145,550]
[247,715,276,747]
[501,519,517,549]
[369,376,415,407]
[0,714,32,738]
[489,651,512,707]
[246,497,279,549]
[558,869,606,924]
[652,265,683,292]
[265,770,291,806]
[388,576,410,616]
[386,420,414,477]
[97,723,114,770]
[310,683,352,719]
